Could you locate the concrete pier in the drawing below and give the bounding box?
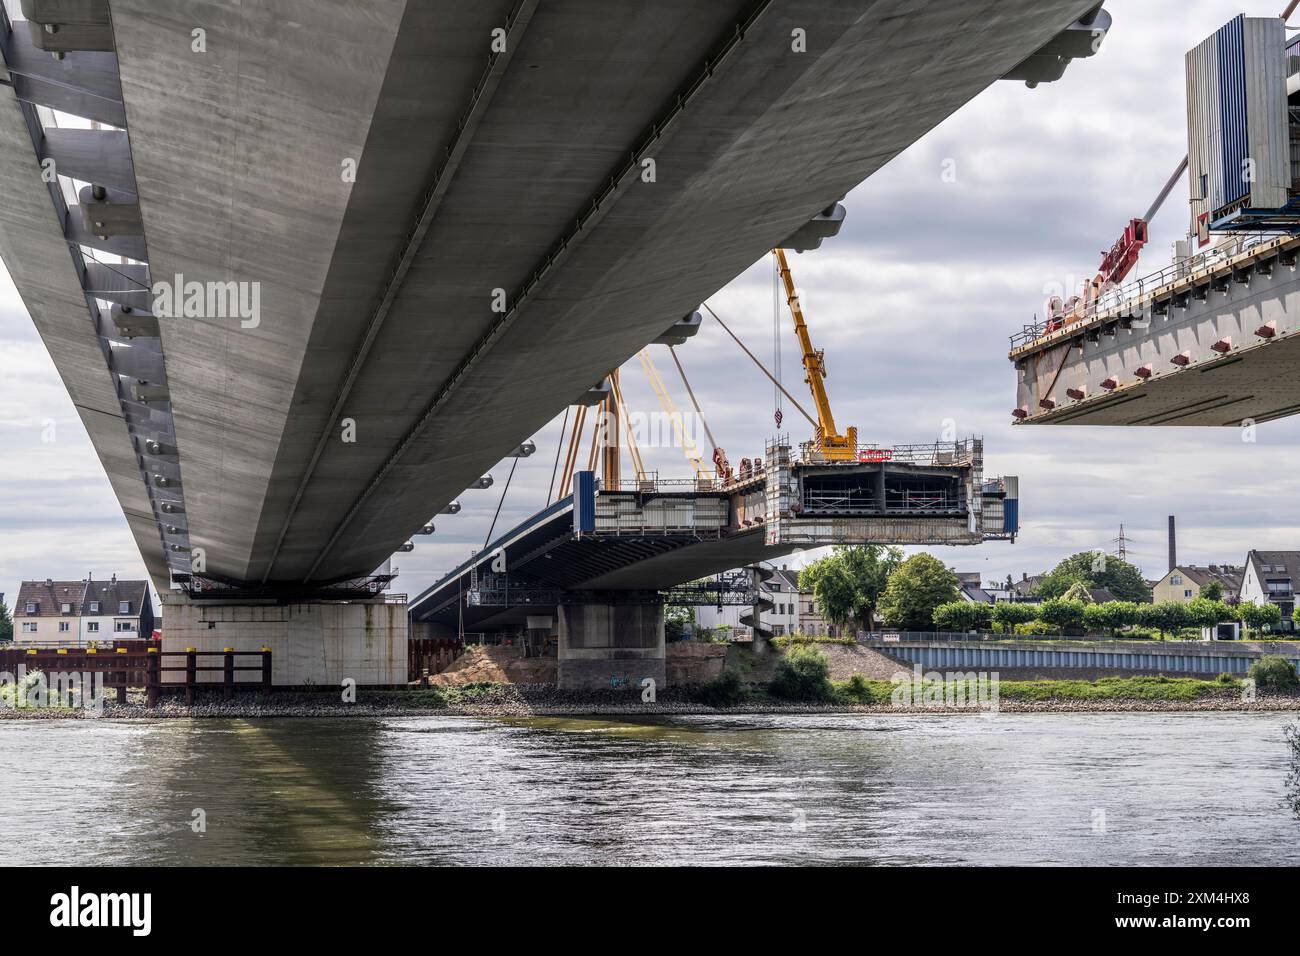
[557,603,665,691]
[160,594,408,687]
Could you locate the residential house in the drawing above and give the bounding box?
[12,574,154,646]
[1011,573,1046,604]
[798,587,854,637]
[694,566,802,638]
[955,571,995,604]
[1152,564,1244,603]
[1239,551,1299,632]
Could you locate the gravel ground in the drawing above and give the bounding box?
[0,685,1297,719]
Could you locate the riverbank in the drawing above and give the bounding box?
[1,677,1298,719]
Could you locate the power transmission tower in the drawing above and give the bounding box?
[1112,524,1130,562]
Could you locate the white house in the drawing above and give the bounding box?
[693,566,802,638]
[1239,550,1298,633]
[12,574,155,646]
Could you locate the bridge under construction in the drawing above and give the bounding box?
[1011,12,1300,428]
[411,436,1018,689]
[0,0,1103,685]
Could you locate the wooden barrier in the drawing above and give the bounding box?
[407,637,463,682]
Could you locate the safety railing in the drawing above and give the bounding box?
[798,439,980,467]
[1009,231,1286,349]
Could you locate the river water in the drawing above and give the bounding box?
[1,712,1296,866]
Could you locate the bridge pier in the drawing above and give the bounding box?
[556,602,664,692]
[160,593,408,687]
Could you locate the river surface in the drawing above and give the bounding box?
[1,712,1297,866]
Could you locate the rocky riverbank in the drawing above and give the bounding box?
[1,683,1298,720]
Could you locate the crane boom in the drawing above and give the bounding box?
[773,248,858,459]
[636,349,713,481]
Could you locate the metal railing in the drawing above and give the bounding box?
[797,438,980,468]
[1009,231,1287,349]
[862,630,1131,643]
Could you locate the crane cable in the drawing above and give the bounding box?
[482,454,519,551]
[666,345,718,454]
[546,406,570,504]
[701,302,819,429]
[772,254,783,427]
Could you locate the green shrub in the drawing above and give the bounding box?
[932,600,992,632]
[692,669,747,707]
[769,645,834,702]
[1037,598,1087,632]
[834,674,893,705]
[1247,655,1299,692]
[1013,620,1060,636]
[1216,672,1236,685]
[772,632,855,648]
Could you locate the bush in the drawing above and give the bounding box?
[692,669,747,707]
[833,673,893,706]
[772,632,855,648]
[1013,620,1061,637]
[932,601,992,632]
[1216,672,1236,685]
[1037,598,1087,632]
[1247,655,1299,692]
[769,645,835,702]
[992,602,1038,630]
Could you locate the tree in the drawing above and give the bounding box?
[1202,580,1225,601]
[991,602,1038,632]
[1184,597,1234,631]
[664,605,694,642]
[1137,600,1191,639]
[1240,601,1283,638]
[798,545,903,631]
[877,554,959,630]
[1037,598,1086,633]
[1036,551,1151,604]
[1061,581,1096,604]
[1082,600,1139,637]
[932,601,992,632]
[0,598,11,643]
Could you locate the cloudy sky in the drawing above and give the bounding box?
[3,0,1297,610]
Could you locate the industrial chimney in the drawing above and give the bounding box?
[1168,516,1177,573]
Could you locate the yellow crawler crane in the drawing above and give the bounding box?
[773,247,858,460]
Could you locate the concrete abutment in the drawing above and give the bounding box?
[160,593,408,686]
